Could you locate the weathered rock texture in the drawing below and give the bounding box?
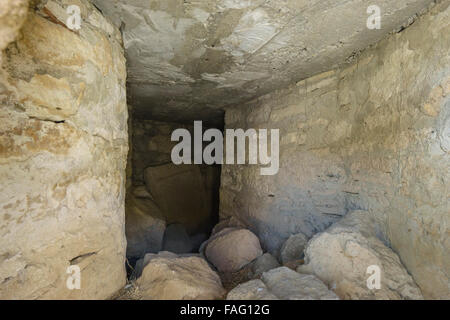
[280,233,308,264]
[136,255,226,300]
[0,0,28,64]
[298,211,424,300]
[220,2,449,299]
[227,279,278,300]
[227,267,339,300]
[0,0,128,299]
[92,0,435,125]
[205,228,263,272]
[132,251,183,278]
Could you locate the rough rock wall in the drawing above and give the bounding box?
[0,0,128,299]
[0,0,28,64]
[220,2,449,299]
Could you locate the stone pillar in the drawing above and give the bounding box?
[0,0,128,299]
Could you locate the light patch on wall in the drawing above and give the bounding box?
[15,74,84,122]
[220,8,279,59]
[219,0,262,10]
[188,8,210,25]
[121,5,210,86]
[201,71,270,89]
[127,56,196,84]
[122,8,198,61]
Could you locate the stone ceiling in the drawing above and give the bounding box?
[92,0,435,125]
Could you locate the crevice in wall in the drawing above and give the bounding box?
[69,251,97,265]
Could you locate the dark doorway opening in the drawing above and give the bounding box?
[125,119,222,277]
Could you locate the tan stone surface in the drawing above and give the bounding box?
[0,0,128,299]
[136,255,226,300]
[205,228,263,272]
[0,0,28,63]
[227,279,278,300]
[298,211,424,300]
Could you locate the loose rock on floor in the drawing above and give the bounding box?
[204,228,263,272]
[136,254,226,300]
[298,210,424,300]
[227,267,339,300]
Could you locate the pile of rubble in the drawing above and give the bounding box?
[123,211,423,300]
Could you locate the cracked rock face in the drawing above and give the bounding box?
[298,211,424,300]
[0,0,128,299]
[93,0,435,124]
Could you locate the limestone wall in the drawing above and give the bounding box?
[0,0,128,299]
[220,2,449,299]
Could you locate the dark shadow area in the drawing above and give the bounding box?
[125,118,223,277]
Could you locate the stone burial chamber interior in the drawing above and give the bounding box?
[0,0,448,300]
